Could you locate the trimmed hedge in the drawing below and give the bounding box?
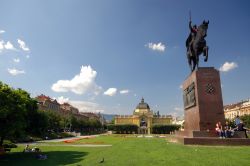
[107,124,138,134]
[107,124,180,134]
[152,124,181,134]
[3,140,17,149]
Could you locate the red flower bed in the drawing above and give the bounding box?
[63,138,82,143]
[63,136,97,143]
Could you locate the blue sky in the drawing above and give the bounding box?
[0,0,249,116]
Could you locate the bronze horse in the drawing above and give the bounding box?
[186,20,209,72]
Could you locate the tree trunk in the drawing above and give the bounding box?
[0,137,4,147]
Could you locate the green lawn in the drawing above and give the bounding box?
[1,135,250,166]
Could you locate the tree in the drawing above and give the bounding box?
[110,118,115,124]
[60,116,71,132]
[45,110,62,133]
[241,115,250,128]
[225,118,234,128]
[70,116,80,132]
[21,91,48,136]
[0,82,33,146]
[26,110,49,136]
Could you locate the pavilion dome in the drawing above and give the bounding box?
[136,98,150,109]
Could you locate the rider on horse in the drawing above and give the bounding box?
[185,19,209,72]
[186,21,198,56]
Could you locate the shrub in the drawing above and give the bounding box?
[3,140,17,148]
[30,136,43,142]
[152,124,181,134]
[107,124,138,134]
[15,135,34,143]
[58,132,74,138]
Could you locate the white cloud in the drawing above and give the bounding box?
[13,58,20,63]
[146,42,165,52]
[0,40,15,51]
[0,30,5,34]
[174,107,183,112]
[104,88,117,96]
[70,101,104,113]
[0,40,4,50]
[51,65,101,95]
[26,55,30,59]
[120,89,129,94]
[219,62,238,72]
[55,96,104,113]
[7,68,25,76]
[179,85,183,89]
[169,107,184,117]
[56,96,70,104]
[4,41,15,50]
[17,39,30,51]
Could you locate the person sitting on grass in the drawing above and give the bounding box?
[215,122,225,138]
[23,144,31,152]
[24,145,41,153]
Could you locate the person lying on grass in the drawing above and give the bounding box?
[23,145,40,153]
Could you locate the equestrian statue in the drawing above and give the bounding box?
[186,15,209,72]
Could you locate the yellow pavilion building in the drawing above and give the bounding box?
[115,98,172,134]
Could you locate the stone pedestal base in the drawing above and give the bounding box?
[173,67,250,145]
[182,67,225,131]
[173,130,250,145]
[175,130,218,138]
[172,136,250,146]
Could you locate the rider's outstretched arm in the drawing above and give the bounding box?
[189,21,192,31]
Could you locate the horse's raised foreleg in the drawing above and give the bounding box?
[193,48,198,71]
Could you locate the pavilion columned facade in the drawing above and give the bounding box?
[115,98,172,134]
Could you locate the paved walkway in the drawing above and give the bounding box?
[17,143,112,147]
[17,134,112,147]
[35,134,102,143]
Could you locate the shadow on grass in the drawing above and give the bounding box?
[0,151,88,166]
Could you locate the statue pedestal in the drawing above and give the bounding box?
[182,67,225,131]
[173,67,250,145]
